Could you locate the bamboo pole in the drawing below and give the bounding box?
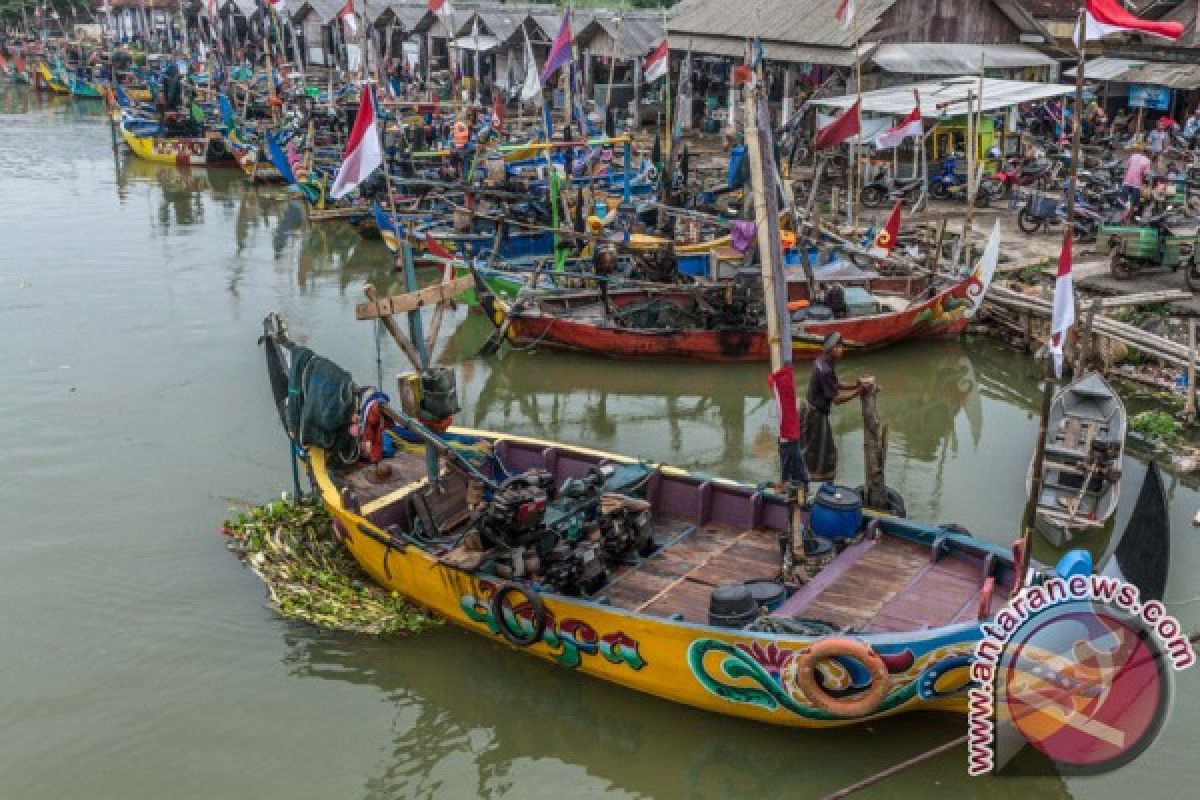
[743,76,787,372]
[1189,319,1198,424]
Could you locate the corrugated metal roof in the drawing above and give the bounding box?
[1064,57,1200,88]
[668,33,872,67]
[576,15,665,59]
[669,0,899,49]
[1064,58,1148,81]
[291,0,344,24]
[373,3,433,31]
[1122,62,1200,90]
[477,10,528,44]
[873,43,1057,74]
[815,76,1075,116]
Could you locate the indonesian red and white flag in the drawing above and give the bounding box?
[814,100,860,149]
[428,0,455,14]
[835,0,855,30]
[870,202,902,256]
[338,0,358,38]
[268,0,286,12]
[644,40,669,83]
[1075,0,1183,43]
[874,107,922,150]
[1048,231,1075,378]
[329,86,383,199]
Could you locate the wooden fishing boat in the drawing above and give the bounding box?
[36,62,70,94]
[120,120,235,167]
[258,316,1167,730]
[228,136,283,183]
[475,259,994,362]
[68,76,104,99]
[1028,373,1126,546]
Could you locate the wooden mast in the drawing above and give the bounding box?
[1021,6,1088,561]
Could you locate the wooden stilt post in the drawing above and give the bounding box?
[1075,297,1100,377]
[860,377,887,510]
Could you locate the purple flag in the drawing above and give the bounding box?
[540,13,573,84]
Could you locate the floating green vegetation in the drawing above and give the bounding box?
[1130,410,1183,445]
[1018,259,1051,284]
[1112,303,1171,329]
[223,498,440,635]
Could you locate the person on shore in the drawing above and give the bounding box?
[1122,143,1152,220]
[1185,107,1200,144]
[802,333,869,483]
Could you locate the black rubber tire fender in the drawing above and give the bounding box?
[490,582,546,647]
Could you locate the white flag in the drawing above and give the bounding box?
[1048,232,1075,377]
[520,27,541,102]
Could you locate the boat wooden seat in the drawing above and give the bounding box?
[770,538,879,618]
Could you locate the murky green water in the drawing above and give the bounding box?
[2,86,1198,799]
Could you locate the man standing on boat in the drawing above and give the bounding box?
[803,333,869,483]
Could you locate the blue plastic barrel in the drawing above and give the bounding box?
[810,484,864,541]
[727,145,746,188]
[676,253,709,277]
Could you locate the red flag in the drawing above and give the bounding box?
[814,100,860,150]
[643,40,669,83]
[871,202,902,255]
[873,106,922,150]
[425,233,455,260]
[1048,231,1075,378]
[329,86,382,199]
[1078,0,1183,42]
[835,0,855,30]
[768,366,800,441]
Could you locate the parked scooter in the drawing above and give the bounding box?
[928,153,997,207]
[861,174,924,208]
[992,156,1054,200]
[1016,189,1113,243]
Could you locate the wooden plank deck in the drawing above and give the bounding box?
[798,538,931,631]
[602,521,781,623]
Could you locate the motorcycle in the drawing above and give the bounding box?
[1016,189,1112,243]
[992,156,1054,200]
[860,174,924,208]
[928,153,997,207]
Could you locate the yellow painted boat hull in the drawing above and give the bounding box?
[121,125,228,167]
[37,62,70,94]
[306,429,990,730]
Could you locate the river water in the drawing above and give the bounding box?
[1,87,1198,799]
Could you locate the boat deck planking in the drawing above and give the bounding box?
[325,443,1003,635]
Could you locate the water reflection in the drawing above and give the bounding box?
[281,628,1068,800]
[451,330,989,485]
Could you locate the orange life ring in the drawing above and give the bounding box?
[793,638,891,718]
[978,575,996,620]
